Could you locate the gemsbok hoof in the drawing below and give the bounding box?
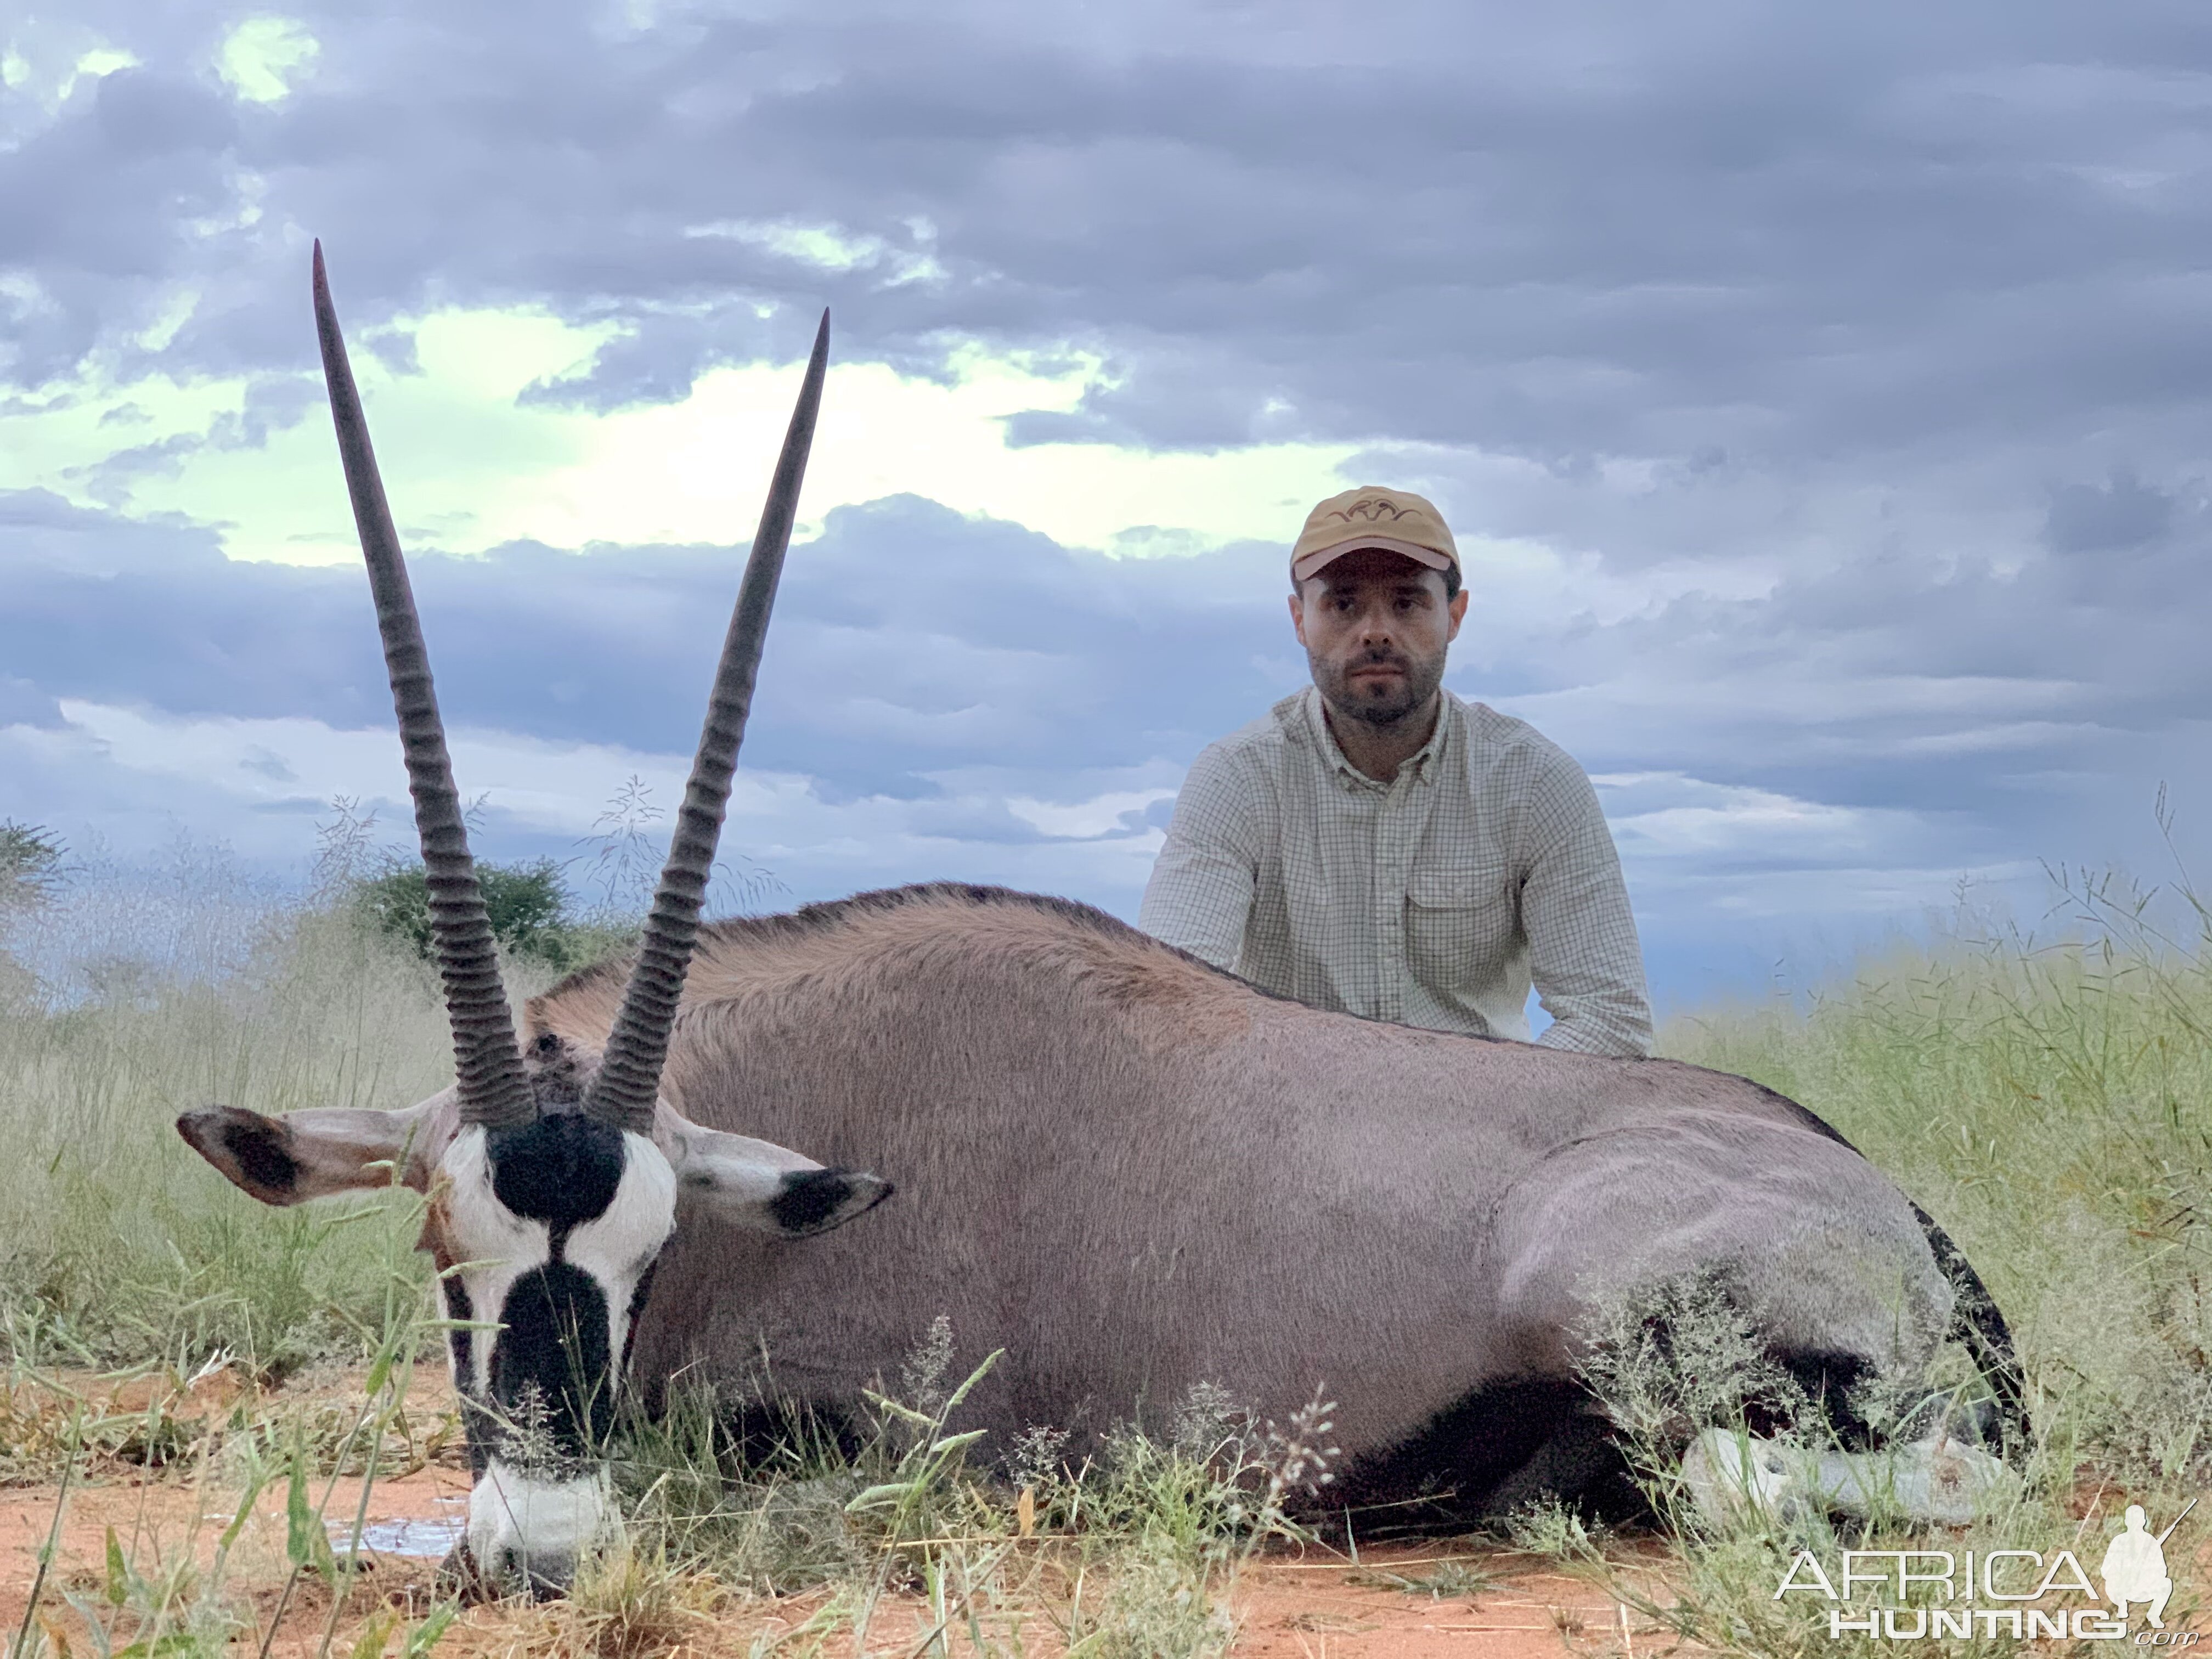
[1680,1427,1801,1526]
[1680,1426,2020,1529]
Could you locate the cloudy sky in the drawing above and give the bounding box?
[6,1,2211,1009]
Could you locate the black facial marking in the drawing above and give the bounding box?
[443,1273,476,1380]
[768,1168,884,1234]
[488,1260,614,1464]
[440,1276,494,1475]
[624,1256,654,1380]
[486,1114,626,1232]
[222,1119,300,1193]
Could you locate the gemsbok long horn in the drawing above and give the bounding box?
[584,312,830,1133]
[312,240,536,1131]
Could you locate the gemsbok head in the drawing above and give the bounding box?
[177,246,891,1593]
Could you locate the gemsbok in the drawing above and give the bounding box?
[179,247,2025,1593]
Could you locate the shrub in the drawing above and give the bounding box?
[349,855,592,969]
[0,820,70,913]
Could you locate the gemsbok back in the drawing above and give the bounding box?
[179,248,2025,1594]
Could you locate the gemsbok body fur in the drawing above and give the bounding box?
[179,249,2024,1594]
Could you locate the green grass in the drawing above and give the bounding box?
[0,867,498,1376]
[2,1166,461,1659]
[1599,864,2212,1655]
[1658,864,2212,1485]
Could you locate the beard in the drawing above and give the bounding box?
[1309,641,1449,730]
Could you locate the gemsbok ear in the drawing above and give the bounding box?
[654,1109,893,1238]
[176,1099,445,1207]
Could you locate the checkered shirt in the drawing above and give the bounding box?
[1139,687,1652,1056]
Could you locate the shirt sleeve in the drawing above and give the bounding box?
[1139,743,1263,973]
[1516,749,1654,1057]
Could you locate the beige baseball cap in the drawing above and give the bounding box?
[1290,486,1459,584]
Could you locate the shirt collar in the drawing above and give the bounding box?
[1301,685,1456,790]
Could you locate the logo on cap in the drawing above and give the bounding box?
[1327,495,1421,527]
[1291,486,1460,584]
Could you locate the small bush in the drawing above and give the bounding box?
[0,820,70,913]
[1577,1267,1815,1453]
[349,855,596,969]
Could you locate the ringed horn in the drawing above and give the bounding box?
[310,240,830,1133]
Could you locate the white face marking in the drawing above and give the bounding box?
[439,1126,543,1396]
[435,1120,680,1583]
[565,1131,678,1365]
[467,1458,613,1590]
[436,1124,678,1393]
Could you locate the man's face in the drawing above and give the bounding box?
[1290,548,1469,729]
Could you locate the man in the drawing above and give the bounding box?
[1140,486,1652,1056]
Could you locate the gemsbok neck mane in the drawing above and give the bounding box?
[528,881,1268,1052]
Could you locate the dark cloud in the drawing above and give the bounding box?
[2044,469,2176,555]
[0,488,1290,784]
[12,0,2212,471]
[0,676,65,728]
[0,66,240,382]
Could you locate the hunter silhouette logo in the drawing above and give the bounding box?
[2104,1502,2189,1631]
[1776,1498,2197,1643]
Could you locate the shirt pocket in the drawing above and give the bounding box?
[1403,864,1519,977]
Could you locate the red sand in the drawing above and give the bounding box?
[2,1457,1655,1658]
